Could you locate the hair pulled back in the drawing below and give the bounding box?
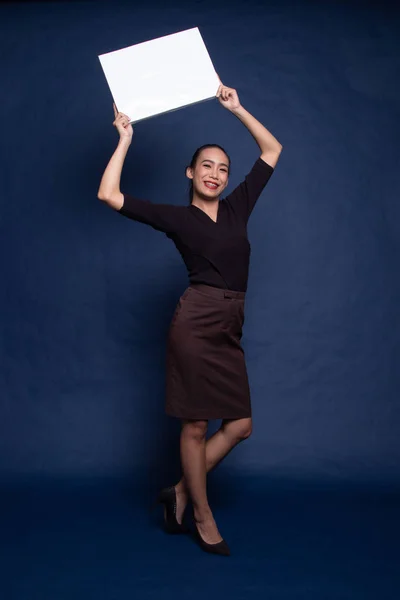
[187,144,231,204]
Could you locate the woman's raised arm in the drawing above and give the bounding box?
[97,104,133,210]
[217,84,282,168]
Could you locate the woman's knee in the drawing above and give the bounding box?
[181,419,208,442]
[222,418,252,442]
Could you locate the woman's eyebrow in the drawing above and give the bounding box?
[201,159,229,168]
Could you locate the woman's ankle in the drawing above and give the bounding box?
[174,480,188,497]
[193,506,214,523]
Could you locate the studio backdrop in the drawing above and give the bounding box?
[1,0,399,485]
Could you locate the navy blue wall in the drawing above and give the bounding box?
[1,0,399,483]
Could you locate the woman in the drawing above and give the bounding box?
[98,83,282,556]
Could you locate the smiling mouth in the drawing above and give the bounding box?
[204,181,218,189]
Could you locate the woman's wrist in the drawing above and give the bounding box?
[229,104,246,118]
[117,136,132,149]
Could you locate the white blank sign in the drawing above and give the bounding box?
[99,28,220,123]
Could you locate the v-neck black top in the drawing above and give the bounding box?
[119,157,274,292]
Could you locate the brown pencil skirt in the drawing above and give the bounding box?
[165,284,251,420]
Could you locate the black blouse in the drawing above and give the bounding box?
[119,157,274,292]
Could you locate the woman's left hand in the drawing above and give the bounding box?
[216,83,241,112]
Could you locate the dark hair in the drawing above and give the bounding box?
[186,144,231,204]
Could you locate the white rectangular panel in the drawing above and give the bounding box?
[99,27,220,123]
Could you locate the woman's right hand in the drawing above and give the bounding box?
[113,103,133,141]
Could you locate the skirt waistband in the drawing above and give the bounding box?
[190,284,246,301]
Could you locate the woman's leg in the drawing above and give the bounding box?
[179,419,225,544]
[175,418,252,527]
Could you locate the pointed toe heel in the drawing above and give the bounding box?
[194,526,231,556]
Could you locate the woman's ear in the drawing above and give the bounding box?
[186,166,193,180]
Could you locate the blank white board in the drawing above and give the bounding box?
[98,28,220,123]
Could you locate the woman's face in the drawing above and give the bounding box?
[186,147,229,201]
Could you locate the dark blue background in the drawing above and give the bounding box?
[1,2,400,598]
[1,0,399,483]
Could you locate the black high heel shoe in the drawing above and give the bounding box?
[193,524,231,556]
[157,487,188,534]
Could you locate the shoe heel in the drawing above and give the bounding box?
[154,487,188,534]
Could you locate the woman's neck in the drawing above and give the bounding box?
[191,197,219,222]
[192,190,220,212]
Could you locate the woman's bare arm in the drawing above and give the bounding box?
[217,84,282,168]
[97,105,133,210]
